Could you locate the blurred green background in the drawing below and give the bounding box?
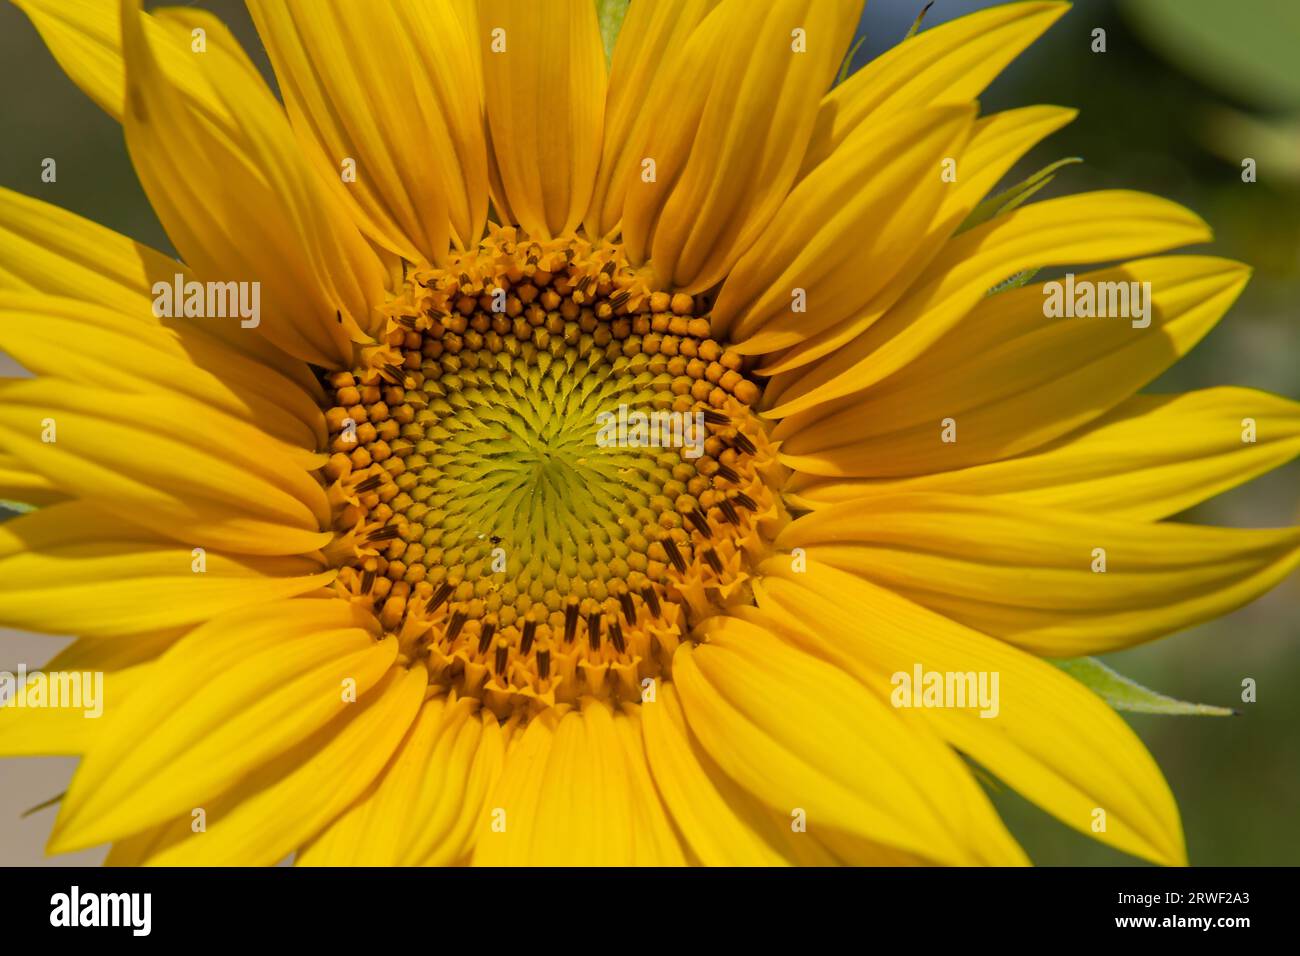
[0,0,1296,865]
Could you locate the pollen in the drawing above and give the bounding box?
[319,229,786,716]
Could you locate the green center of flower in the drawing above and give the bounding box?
[320,233,782,714]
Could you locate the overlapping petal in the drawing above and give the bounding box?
[778,493,1300,655]
[118,0,386,366]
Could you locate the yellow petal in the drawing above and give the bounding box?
[15,0,352,376]
[778,492,1300,656]
[932,104,1079,231]
[103,826,169,867]
[0,379,331,555]
[44,629,186,675]
[0,292,324,450]
[765,191,1212,418]
[14,0,230,122]
[0,501,332,638]
[776,256,1250,476]
[0,184,178,314]
[585,0,721,238]
[713,105,975,347]
[473,699,684,865]
[249,0,488,260]
[297,695,505,866]
[118,0,385,366]
[640,682,793,865]
[755,564,1187,865]
[675,618,1026,865]
[0,187,319,393]
[77,664,428,865]
[475,0,605,238]
[800,1,1069,176]
[49,599,394,852]
[0,664,149,757]
[757,104,1078,372]
[0,498,166,559]
[446,0,516,227]
[470,706,553,865]
[791,387,1300,520]
[0,451,66,507]
[621,0,860,292]
[609,704,689,865]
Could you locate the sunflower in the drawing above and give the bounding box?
[1,0,1297,868]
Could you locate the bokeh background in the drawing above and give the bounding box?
[0,0,1296,866]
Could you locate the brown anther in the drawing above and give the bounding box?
[718,497,741,525]
[663,537,687,573]
[445,610,467,641]
[641,586,662,619]
[477,620,497,655]
[425,580,454,614]
[617,590,637,623]
[688,507,713,539]
[564,601,580,644]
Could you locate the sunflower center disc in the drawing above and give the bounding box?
[320,231,784,715]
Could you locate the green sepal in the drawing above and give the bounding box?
[595,0,630,65]
[834,34,867,87]
[961,156,1083,234]
[1052,657,1236,716]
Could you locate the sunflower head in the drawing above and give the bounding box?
[322,230,783,714]
[1,0,1297,868]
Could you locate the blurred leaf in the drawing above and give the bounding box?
[1122,0,1300,111]
[1201,105,1300,183]
[1052,657,1235,716]
[595,0,629,64]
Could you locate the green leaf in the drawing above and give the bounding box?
[595,0,630,65]
[1052,657,1235,716]
[961,156,1083,233]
